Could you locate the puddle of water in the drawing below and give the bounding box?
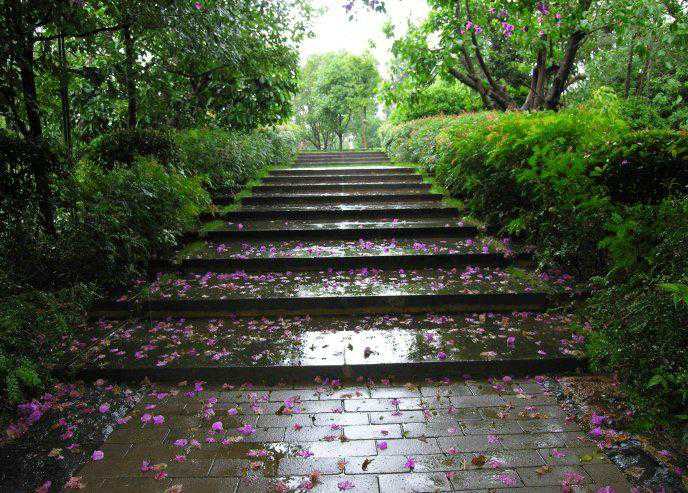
[77,313,584,370]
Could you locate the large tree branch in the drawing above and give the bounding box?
[545,29,587,109]
[35,24,127,42]
[464,0,512,107]
[448,66,492,108]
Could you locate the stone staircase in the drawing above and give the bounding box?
[80,151,584,383]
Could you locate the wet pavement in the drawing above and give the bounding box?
[71,379,632,492]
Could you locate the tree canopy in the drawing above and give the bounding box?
[384,0,688,119]
[294,51,380,150]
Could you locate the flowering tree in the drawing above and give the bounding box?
[390,0,653,110]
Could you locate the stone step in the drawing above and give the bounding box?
[175,237,516,272]
[93,266,569,318]
[252,183,432,194]
[297,151,387,157]
[294,160,391,167]
[293,155,389,160]
[68,312,585,382]
[184,237,505,259]
[173,253,511,273]
[262,175,422,184]
[272,167,412,176]
[174,237,516,272]
[295,154,389,160]
[202,205,461,222]
[197,219,479,241]
[237,193,443,207]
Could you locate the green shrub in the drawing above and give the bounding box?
[618,97,670,131]
[381,108,688,430]
[60,157,210,287]
[87,127,182,169]
[176,127,297,193]
[593,130,688,204]
[587,276,688,428]
[389,80,482,123]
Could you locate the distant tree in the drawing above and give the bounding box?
[295,52,379,150]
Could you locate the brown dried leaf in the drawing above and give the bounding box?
[471,455,487,468]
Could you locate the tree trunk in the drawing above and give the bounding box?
[122,23,137,129]
[58,32,73,164]
[361,106,367,150]
[545,29,587,110]
[634,50,652,97]
[18,37,57,235]
[534,48,548,108]
[624,40,635,98]
[338,133,343,151]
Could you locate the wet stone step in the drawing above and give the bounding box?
[270,167,414,176]
[132,267,568,301]
[197,218,479,241]
[252,183,432,194]
[296,156,389,162]
[261,175,422,184]
[207,205,461,222]
[295,156,390,162]
[250,190,434,198]
[294,160,391,167]
[69,312,585,380]
[95,267,574,318]
[297,152,388,158]
[238,193,443,207]
[181,237,508,260]
[175,237,512,271]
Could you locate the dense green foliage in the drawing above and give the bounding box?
[383,0,688,123]
[176,127,297,193]
[381,103,688,427]
[0,126,295,405]
[87,128,182,169]
[383,79,482,123]
[294,52,381,150]
[587,196,688,426]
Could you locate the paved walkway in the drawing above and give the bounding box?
[77,380,630,492]
[71,151,631,491]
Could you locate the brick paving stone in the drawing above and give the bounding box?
[582,463,631,485]
[375,437,442,455]
[369,410,427,424]
[344,398,398,412]
[164,477,239,492]
[97,477,173,492]
[368,386,421,398]
[460,419,526,435]
[378,471,453,492]
[306,439,377,457]
[420,385,473,398]
[401,421,461,438]
[345,423,403,440]
[538,447,602,465]
[449,468,524,489]
[72,380,633,492]
[163,458,214,478]
[277,456,344,475]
